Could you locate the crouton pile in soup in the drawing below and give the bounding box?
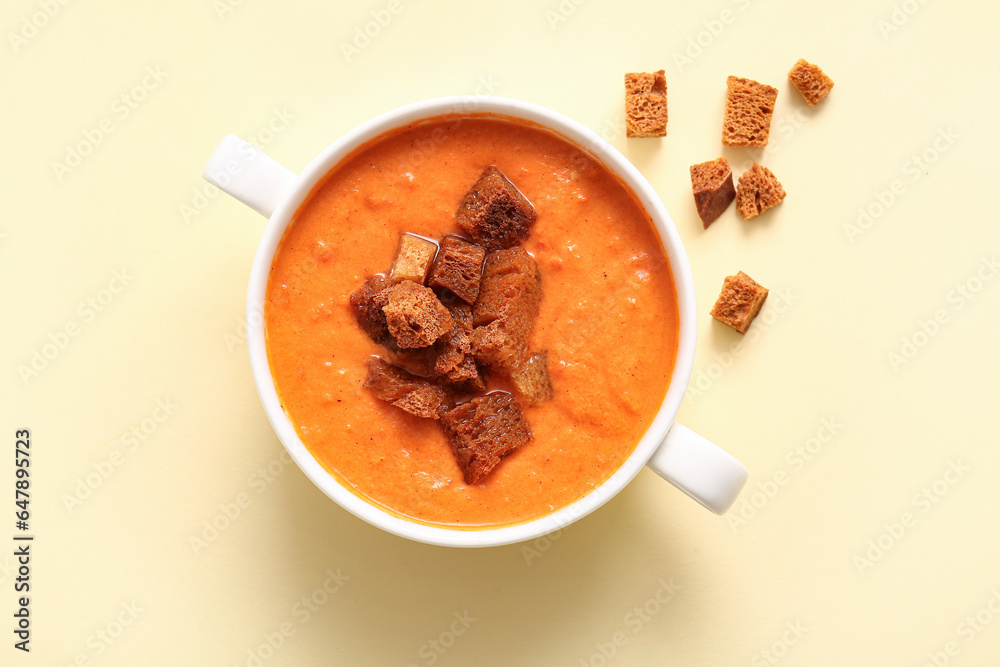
[265,114,680,528]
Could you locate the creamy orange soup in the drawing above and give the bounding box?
[265,115,679,528]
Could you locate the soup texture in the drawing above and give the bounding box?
[265,114,679,527]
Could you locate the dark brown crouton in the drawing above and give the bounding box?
[349,274,394,347]
[736,162,786,220]
[510,351,553,405]
[788,59,834,106]
[443,355,487,393]
[723,76,778,147]
[434,301,486,391]
[434,301,472,376]
[469,323,527,376]
[455,166,537,253]
[710,271,769,334]
[472,246,541,326]
[690,157,735,228]
[364,357,451,419]
[428,236,486,304]
[470,247,542,373]
[382,280,453,349]
[389,234,438,284]
[439,392,532,483]
[625,70,668,138]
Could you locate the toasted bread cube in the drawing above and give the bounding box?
[481,245,539,280]
[723,76,778,147]
[472,247,541,325]
[439,392,532,483]
[389,234,438,285]
[456,166,537,252]
[364,358,451,419]
[690,157,735,228]
[443,355,487,393]
[433,301,486,391]
[471,248,542,373]
[470,321,529,376]
[625,70,667,138]
[710,271,769,334]
[788,59,834,106]
[736,162,786,219]
[382,280,453,349]
[349,274,394,347]
[434,301,472,376]
[428,236,486,304]
[510,351,553,405]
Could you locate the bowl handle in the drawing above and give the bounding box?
[647,423,748,515]
[202,135,297,218]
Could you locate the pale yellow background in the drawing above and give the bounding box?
[2,0,998,664]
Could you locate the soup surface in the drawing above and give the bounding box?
[265,114,679,527]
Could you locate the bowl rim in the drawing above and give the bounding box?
[246,95,697,548]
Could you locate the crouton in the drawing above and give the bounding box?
[472,247,541,326]
[382,280,453,349]
[510,351,553,405]
[470,322,528,376]
[736,162,786,219]
[455,166,537,253]
[434,301,487,391]
[439,392,532,483]
[434,301,473,376]
[471,247,542,373]
[690,157,735,228]
[428,236,486,304]
[389,234,438,284]
[364,357,451,419]
[710,271,769,334]
[625,70,668,138]
[443,355,487,393]
[349,274,394,347]
[788,59,834,106]
[722,76,778,147]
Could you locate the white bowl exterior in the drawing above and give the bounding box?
[246,96,697,547]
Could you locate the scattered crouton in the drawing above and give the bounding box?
[723,76,778,147]
[788,59,834,106]
[710,271,769,334]
[389,234,438,284]
[625,70,668,138]
[439,392,532,483]
[382,280,453,349]
[471,247,542,373]
[455,166,537,253]
[349,274,394,347]
[428,236,486,304]
[510,351,553,405]
[364,357,451,419]
[690,157,735,228]
[736,162,786,219]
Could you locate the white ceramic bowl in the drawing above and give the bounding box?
[204,96,748,548]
